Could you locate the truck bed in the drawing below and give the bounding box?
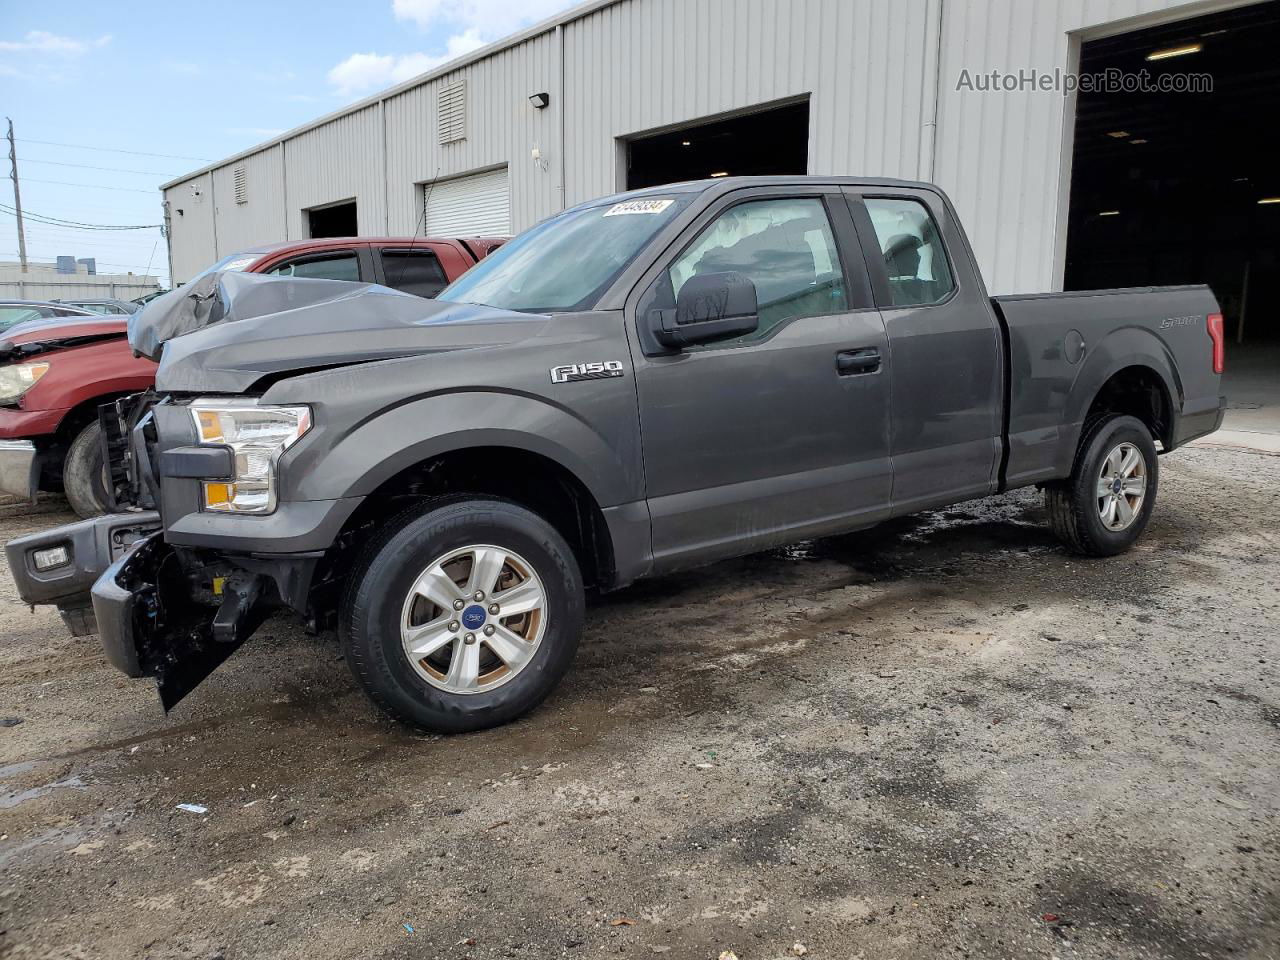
[993,284,1224,490]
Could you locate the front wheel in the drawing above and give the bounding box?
[63,420,112,519]
[340,498,584,732]
[1045,414,1159,556]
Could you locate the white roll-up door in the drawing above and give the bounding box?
[423,167,510,236]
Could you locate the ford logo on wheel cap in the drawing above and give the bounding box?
[461,605,487,630]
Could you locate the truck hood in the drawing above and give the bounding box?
[138,271,549,394]
[0,317,128,361]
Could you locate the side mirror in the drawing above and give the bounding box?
[651,271,759,349]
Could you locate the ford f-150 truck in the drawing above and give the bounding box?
[5,176,1226,733]
[0,236,504,517]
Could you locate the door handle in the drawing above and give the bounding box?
[836,348,881,376]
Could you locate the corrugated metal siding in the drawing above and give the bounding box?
[0,280,160,301]
[934,0,1231,295]
[424,167,511,235]
[285,105,386,238]
[162,0,1238,290]
[166,173,216,283]
[384,32,559,236]
[209,144,286,259]
[560,0,931,205]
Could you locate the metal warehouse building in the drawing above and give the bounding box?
[161,0,1280,344]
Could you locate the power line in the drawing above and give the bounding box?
[0,202,161,230]
[20,177,158,195]
[20,158,181,177]
[16,138,212,163]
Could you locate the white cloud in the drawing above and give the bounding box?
[327,0,574,98]
[0,30,111,54]
[328,30,486,96]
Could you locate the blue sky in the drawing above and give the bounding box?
[0,0,575,287]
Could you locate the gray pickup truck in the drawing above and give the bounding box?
[6,176,1226,732]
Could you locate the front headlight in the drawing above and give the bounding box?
[0,362,50,405]
[189,398,311,514]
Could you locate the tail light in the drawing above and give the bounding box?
[1207,312,1225,374]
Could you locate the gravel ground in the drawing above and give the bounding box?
[0,445,1276,960]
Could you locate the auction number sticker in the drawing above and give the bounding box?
[603,198,674,217]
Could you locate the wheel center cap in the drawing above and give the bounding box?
[1112,478,1123,494]
[461,605,487,630]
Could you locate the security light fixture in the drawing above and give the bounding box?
[1146,42,1202,60]
[529,92,550,109]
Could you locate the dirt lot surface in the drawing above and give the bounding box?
[0,445,1276,960]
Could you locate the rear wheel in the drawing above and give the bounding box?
[1045,414,1159,556]
[63,421,111,519]
[341,498,584,732]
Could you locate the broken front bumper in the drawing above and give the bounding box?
[91,533,272,710]
[0,439,39,502]
[6,510,162,607]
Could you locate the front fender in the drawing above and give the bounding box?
[284,390,643,508]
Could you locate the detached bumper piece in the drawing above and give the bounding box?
[0,439,39,502]
[5,512,163,634]
[93,534,271,710]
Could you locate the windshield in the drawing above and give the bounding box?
[438,195,691,312]
[0,306,45,331]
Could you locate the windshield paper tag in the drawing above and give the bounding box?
[603,199,674,217]
[221,256,257,273]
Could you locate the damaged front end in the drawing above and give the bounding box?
[93,532,273,710]
[6,388,297,711]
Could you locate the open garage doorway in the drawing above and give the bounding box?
[1065,0,1280,399]
[625,99,809,190]
[307,200,358,238]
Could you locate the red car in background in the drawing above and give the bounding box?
[0,235,504,517]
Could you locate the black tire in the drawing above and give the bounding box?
[63,421,111,519]
[341,498,584,733]
[1045,414,1159,557]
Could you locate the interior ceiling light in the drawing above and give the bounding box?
[1259,197,1280,205]
[1146,42,1202,60]
[1107,130,1130,138]
[681,140,692,146]
[1098,210,1121,216]
[710,171,729,177]
[1129,138,1148,144]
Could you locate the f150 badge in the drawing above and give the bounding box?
[550,361,625,383]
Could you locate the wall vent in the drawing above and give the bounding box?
[233,166,248,204]
[437,80,467,144]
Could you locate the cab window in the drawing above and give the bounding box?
[656,197,847,344]
[863,197,954,306]
[380,249,449,298]
[266,252,360,282]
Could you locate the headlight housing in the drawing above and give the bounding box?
[0,362,51,405]
[189,398,311,514]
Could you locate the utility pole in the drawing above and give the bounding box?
[6,118,27,273]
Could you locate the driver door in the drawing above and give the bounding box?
[627,186,893,573]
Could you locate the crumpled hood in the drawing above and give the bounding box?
[133,271,549,394]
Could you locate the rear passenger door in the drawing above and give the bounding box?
[262,246,372,282]
[373,246,452,298]
[844,189,1003,512]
